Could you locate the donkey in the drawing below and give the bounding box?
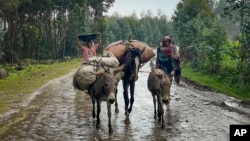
[88,65,124,133]
[119,46,141,123]
[147,59,172,128]
[104,40,153,124]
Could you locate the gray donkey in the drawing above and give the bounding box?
[88,65,124,134]
[147,59,172,128]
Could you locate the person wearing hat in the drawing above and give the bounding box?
[77,33,101,62]
[156,36,177,76]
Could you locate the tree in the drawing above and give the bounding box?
[214,0,240,40]
[172,0,227,75]
[223,0,250,83]
[0,0,115,63]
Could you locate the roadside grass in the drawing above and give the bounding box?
[0,59,81,114]
[182,64,250,101]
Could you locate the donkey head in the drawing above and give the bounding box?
[122,47,141,81]
[91,65,125,104]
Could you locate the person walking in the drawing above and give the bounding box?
[156,36,177,76]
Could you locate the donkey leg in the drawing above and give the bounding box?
[128,81,135,113]
[123,83,129,115]
[123,91,129,116]
[161,104,165,128]
[115,98,119,113]
[157,95,165,128]
[123,91,130,124]
[157,95,162,122]
[91,97,96,118]
[123,91,131,124]
[161,113,165,128]
[96,100,101,129]
[123,81,130,124]
[115,89,119,113]
[107,101,113,133]
[153,94,157,119]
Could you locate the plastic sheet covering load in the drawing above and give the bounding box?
[103,40,155,63]
[73,51,121,91]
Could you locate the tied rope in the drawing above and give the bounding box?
[83,59,109,73]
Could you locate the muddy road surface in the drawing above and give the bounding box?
[1,63,250,141]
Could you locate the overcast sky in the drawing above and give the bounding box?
[106,0,181,18]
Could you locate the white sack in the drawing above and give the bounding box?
[73,51,121,91]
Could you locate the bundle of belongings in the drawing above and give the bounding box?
[103,40,155,64]
[73,51,122,91]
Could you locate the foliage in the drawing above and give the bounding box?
[222,0,250,84]
[0,0,114,64]
[0,0,172,64]
[173,0,250,97]
[104,12,171,47]
[172,0,227,74]
[213,0,240,40]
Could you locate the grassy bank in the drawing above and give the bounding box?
[0,59,81,114]
[181,64,250,101]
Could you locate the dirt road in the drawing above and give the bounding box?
[1,63,250,141]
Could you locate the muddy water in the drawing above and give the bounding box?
[1,63,250,141]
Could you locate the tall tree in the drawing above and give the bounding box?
[172,0,227,74]
[223,0,250,82]
[214,0,240,40]
[0,0,115,63]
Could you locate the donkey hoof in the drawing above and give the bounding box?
[162,124,165,128]
[115,108,119,113]
[125,117,131,124]
[158,117,161,122]
[128,108,132,113]
[109,128,113,134]
[124,111,129,116]
[96,124,100,129]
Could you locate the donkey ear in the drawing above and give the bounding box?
[167,70,175,80]
[89,71,105,76]
[113,64,125,74]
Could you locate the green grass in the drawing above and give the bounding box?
[0,59,81,114]
[182,64,250,101]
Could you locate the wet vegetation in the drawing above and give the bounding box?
[173,0,250,101]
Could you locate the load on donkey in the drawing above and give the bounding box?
[103,39,155,123]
